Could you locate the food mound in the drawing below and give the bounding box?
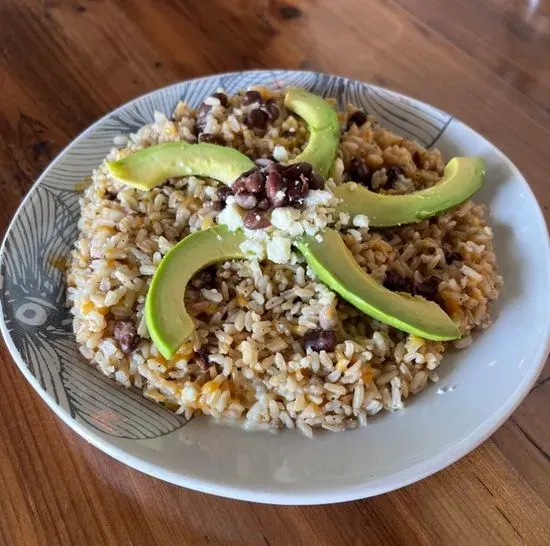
[67,86,502,437]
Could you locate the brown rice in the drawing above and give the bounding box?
[67,86,502,436]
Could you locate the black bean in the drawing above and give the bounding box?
[195,103,212,133]
[256,197,271,211]
[386,165,403,187]
[242,90,263,105]
[269,191,288,208]
[265,169,283,190]
[198,133,225,144]
[234,192,259,210]
[113,321,139,354]
[190,266,216,289]
[281,129,294,138]
[286,178,309,205]
[347,158,372,189]
[231,179,246,194]
[383,270,414,293]
[197,103,211,118]
[413,277,439,301]
[231,167,263,193]
[265,171,287,207]
[263,99,280,121]
[195,120,207,133]
[309,171,325,190]
[195,349,210,371]
[211,92,229,108]
[347,110,367,129]
[445,251,462,263]
[303,330,338,352]
[266,161,284,173]
[212,186,232,210]
[244,211,271,230]
[245,109,269,135]
[282,161,313,181]
[244,170,265,193]
[217,185,232,200]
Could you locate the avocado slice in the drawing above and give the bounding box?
[296,229,460,341]
[106,142,256,191]
[284,87,340,178]
[145,226,246,359]
[334,157,485,227]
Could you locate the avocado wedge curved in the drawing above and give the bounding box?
[296,229,460,341]
[106,142,256,191]
[284,87,340,178]
[334,157,485,227]
[146,226,246,359]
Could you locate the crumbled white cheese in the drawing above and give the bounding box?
[240,239,266,260]
[304,190,333,207]
[338,212,350,226]
[218,184,341,266]
[352,214,369,228]
[315,234,323,243]
[303,224,319,236]
[270,207,304,237]
[243,227,268,242]
[217,197,244,231]
[272,146,289,162]
[305,264,317,279]
[266,236,292,264]
[348,229,362,242]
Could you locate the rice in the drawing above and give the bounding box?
[67,86,503,437]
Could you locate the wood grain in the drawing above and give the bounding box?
[1,0,549,544]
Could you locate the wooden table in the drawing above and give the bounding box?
[1,0,549,543]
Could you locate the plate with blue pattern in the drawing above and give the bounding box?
[1,70,549,504]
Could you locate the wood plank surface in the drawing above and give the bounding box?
[1,0,549,544]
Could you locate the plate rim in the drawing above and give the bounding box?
[1,69,549,505]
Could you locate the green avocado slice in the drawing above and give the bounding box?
[334,156,485,227]
[106,142,256,191]
[284,87,340,178]
[296,229,460,341]
[145,226,246,359]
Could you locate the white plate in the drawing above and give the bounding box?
[1,70,549,505]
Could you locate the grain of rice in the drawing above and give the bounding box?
[297,419,313,439]
[324,383,347,397]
